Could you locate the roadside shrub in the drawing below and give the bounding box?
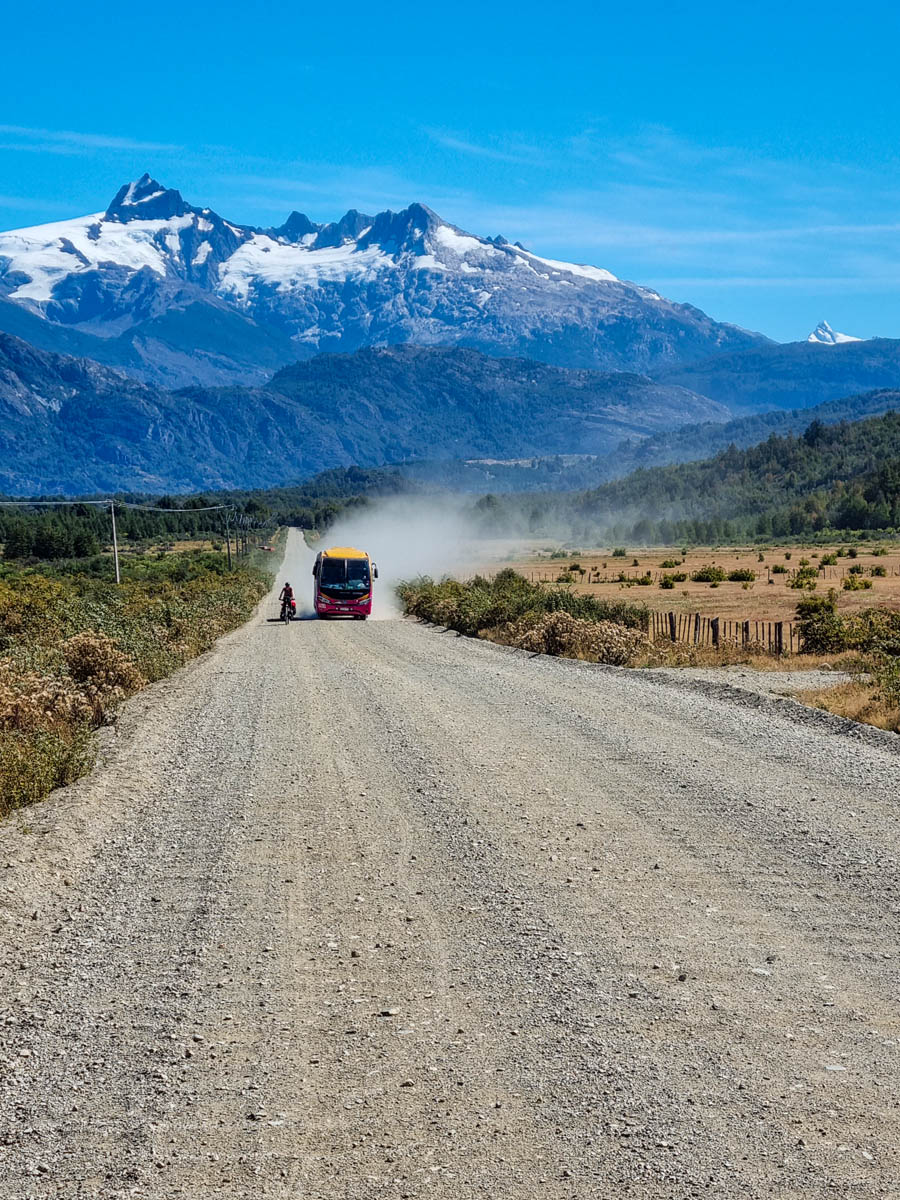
[873,656,900,707]
[848,563,865,575]
[0,660,92,732]
[848,546,859,558]
[691,565,727,583]
[872,565,887,577]
[659,575,675,590]
[0,727,96,817]
[612,548,627,558]
[771,563,788,574]
[843,575,873,591]
[501,611,646,665]
[727,569,756,582]
[659,559,682,569]
[820,553,838,566]
[796,590,847,652]
[63,632,145,695]
[398,570,649,640]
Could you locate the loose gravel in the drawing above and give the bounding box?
[0,531,897,1198]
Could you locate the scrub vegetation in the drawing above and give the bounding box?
[0,551,271,817]
[398,569,649,664]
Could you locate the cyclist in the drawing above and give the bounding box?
[279,581,295,620]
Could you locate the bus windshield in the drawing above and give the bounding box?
[319,557,370,592]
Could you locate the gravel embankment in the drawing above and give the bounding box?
[1,530,898,1198]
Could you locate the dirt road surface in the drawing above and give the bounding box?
[1,531,898,1198]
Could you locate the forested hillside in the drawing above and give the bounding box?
[495,411,900,543]
[396,389,900,492]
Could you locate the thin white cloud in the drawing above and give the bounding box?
[0,124,181,153]
[423,128,544,166]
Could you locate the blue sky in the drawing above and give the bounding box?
[2,0,899,342]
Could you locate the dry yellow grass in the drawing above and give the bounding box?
[797,680,900,733]
[470,542,900,624]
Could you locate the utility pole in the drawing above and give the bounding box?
[110,501,121,584]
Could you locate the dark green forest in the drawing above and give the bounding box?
[0,466,409,568]
[479,411,900,543]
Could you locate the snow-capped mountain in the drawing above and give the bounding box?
[0,174,769,387]
[807,320,862,346]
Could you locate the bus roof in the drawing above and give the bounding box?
[322,546,369,560]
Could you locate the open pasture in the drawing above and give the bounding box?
[469,542,900,624]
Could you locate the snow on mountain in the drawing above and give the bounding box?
[0,175,769,385]
[807,320,863,345]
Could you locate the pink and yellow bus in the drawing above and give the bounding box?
[312,546,378,619]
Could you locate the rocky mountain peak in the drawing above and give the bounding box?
[807,319,862,345]
[314,209,376,249]
[270,211,320,243]
[358,202,445,254]
[105,173,193,223]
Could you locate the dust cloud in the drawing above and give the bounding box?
[319,497,484,619]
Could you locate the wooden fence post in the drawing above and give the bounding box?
[775,622,784,655]
[711,617,720,647]
[668,611,677,642]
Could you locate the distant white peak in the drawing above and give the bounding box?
[807,319,862,345]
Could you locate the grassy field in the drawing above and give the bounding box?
[470,542,900,623]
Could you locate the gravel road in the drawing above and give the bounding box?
[1,530,898,1199]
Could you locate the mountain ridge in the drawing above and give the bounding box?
[0,174,770,387]
[0,333,728,495]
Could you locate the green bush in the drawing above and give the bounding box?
[659,559,682,569]
[796,593,900,654]
[659,575,675,590]
[796,590,847,652]
[820,553,838,566]
[771,563,788,574]
[398,570,649,639]
[789,565,819,590]
[872,565,887,577]
[843,575,873,591]
[691,565,727,583]
[727,569,756,582]
[612,547,627,558]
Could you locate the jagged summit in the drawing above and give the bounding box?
[105,173,194,223]
[270,211,319,243]
[808,319,862,345]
